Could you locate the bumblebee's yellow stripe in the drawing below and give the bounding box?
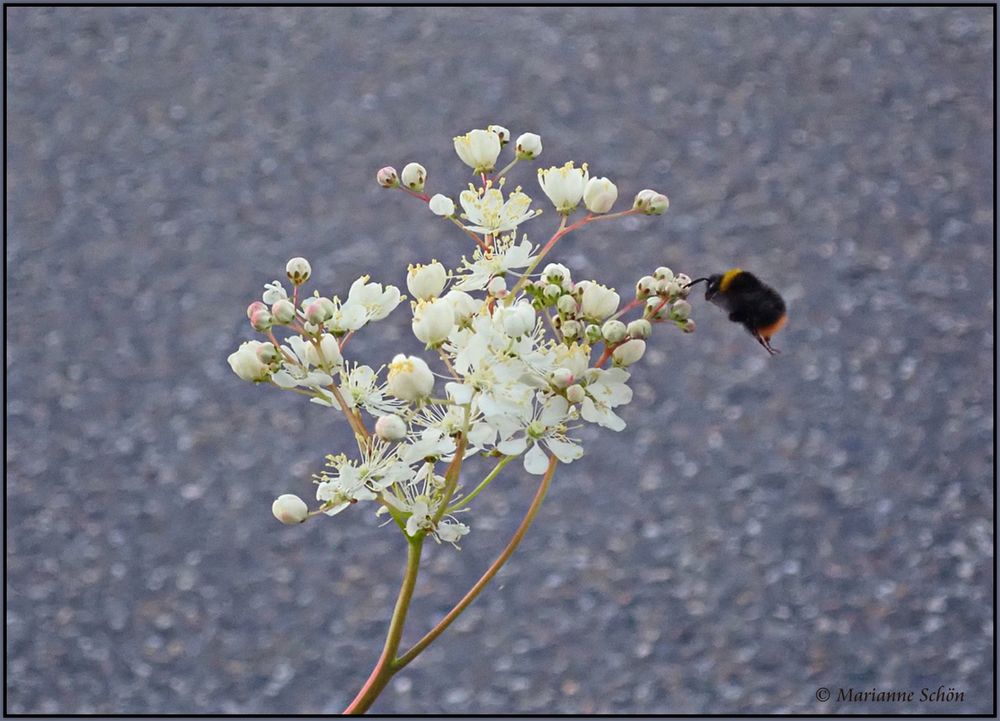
[719,268,743,292]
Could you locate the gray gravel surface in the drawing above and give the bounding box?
[6,6,994,715]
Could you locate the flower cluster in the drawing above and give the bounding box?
[229,124,693,547]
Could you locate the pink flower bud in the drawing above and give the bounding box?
[377,166,399,188]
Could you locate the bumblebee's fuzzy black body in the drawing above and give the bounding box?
[688,269,787,355]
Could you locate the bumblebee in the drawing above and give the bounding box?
[686,269,787,355]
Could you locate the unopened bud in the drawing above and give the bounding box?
[585,324,603,344]
[285,257,311,285]
[566,384,586,404]
[635,275,656,299]
[250,308,274,331]
[429,194,456,217]
[255,342,282,364]
[612,339,646,366]
[271,298,296,324]
[561,319,581,339]
[272,494,309,525]
[247,300,267,319]
[627,319,652,340]
[645,297,668,321]
[557,294,578,316]
[375,414,408,442]
[304,300,331,325]
[633,189,670,215]
[682,319,696,333]
[487,276,507,297]
[487,124,511,145]
[601,319,627,343]
[583,176,618,214]
[377,166,399,188]
[515,132,542,160]
[551,368,574,389]
[401,162,427,192]
[653,266,674,282]
[543,284,563,302]
[670,299,692,321]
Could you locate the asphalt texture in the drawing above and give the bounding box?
[5,7,995,715]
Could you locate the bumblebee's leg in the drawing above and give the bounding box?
[754,331,780,355]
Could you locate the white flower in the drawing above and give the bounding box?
[387,354,435,402]
[400,162,426,191]
[375,414,408,442]
[579,367,633,431]
[627,319,652,339]
[612,339,646,366]
[228,341,272,382]
[323,298,368,334]
[538,162,589,213]
[404,497,433,537]
[272,494,309,524]
[453,128,502,173]
[458,186,541,235]
[441,289,482,325]
[486,276,507,297]
[317,448,414,516]
[402,427,456,465]
[541,262,572,289]
[496,395,583,474]
[579,281,620,320]
[583,177,618,214]
[453,234,536,291]
[334,363,406,416]
[412,299,455,346]
[272,335,334,389]
[428,194,456,217]
[346,276,402,321]
[633,189,669,215]
[262,281,287,305]
[494,300,536,338]
[407,261,448,300]
[435,518,470,545]
[515,132,542,160]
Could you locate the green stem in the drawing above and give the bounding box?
[343,537,425,715]
[446,455,513,513]
[395,454,558,670]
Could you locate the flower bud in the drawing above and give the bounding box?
[652,277,672,296]
[271,298,296,324]
[635,275,656,299]
[633,189,669,215]
[454,129,502,173]
[580,282,620,320]
[612,339,646,366]
[250,308,274,331]
[561,319,581,339]
[653,266,674,282]
[543,283,563,302]
[674,273,692,296]
[429,194,456,217]
[542,262,572,289]
[247,300,267,319]
[387,354,435,402]
[556,294,578,316]
[627,318,652,340]
[375,414,408,442]
[400,162,427,192]
[495,300,536,338]
[304,300,331,325]
[682,319,696,333]
[585,324,603,344]
[601,319,627,343]
[285,257,311,285]
[406,261,448,301]
[487,276,507,297]
[515,132,542,160]
[228,340,271,382]
[645,297,668,321]
[670,299,692,321]
[412,299,455,346]
[272,494,309,525]
[566,383,586,404]
[443,290,480,324]
[487,124,510,145]
[550,368,574,389]
[377,166,399,188]
[583,176,618,214]
[255,342,282,365]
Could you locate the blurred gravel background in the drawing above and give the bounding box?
[5,6,994,715]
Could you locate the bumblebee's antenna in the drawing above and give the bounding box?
[685,277,709,288]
